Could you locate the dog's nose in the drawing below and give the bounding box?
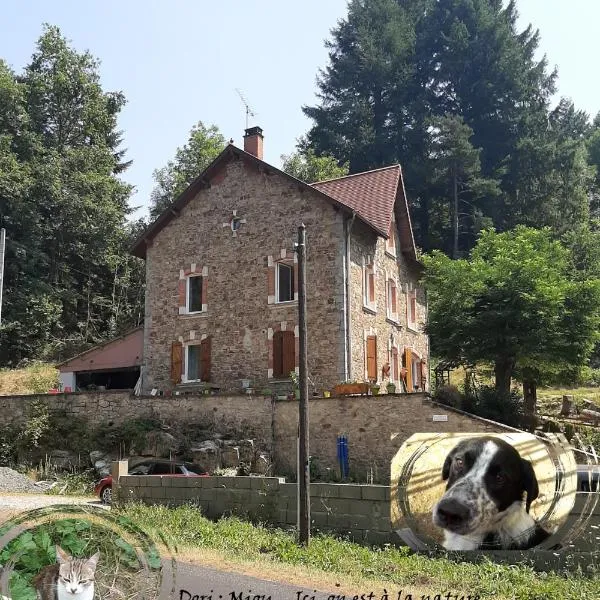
[436,498,471,527]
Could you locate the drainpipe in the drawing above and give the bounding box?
[343,212,357,381]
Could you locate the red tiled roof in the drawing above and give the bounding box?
[311,165,401,236]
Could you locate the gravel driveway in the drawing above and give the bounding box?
[0,493,103,522]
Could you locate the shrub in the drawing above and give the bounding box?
[462,385,526,428]
[432,384,461,408]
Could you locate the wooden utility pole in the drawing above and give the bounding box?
[296,223,311,545]
[0,228,5,326]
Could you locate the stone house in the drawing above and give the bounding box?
[131,127,429,395]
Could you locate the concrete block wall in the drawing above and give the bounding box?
[115,475,396,545]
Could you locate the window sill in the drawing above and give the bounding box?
[271,300,298,307]
[180,311,208,318]
[406,324,420,334]
[362,304,377,315]
[385,250,397,260]
[386,317,401,327]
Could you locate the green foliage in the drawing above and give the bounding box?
[22,361,59,393]
[303,0,596,254]
[91,417,163,455]
[432,384,461,408]
[464,385,527,429]
[423,226,600,394]
[281,145,349,183]
[122,503,600,598]
[0,24,144,366]
[149,121,226,219]
[19,399,51,449]
[0,519,150,600]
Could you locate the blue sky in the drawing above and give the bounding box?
[1,1,598,220]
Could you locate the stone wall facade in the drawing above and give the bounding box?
[143,158,347,395]
[1,391,513,483]
[348,219,429,390]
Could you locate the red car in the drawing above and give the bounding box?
[95,459,209,504]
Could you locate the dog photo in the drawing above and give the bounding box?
[390,432,578,552]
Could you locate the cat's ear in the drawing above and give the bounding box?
[55,546,70,564]
[87,552,100,570]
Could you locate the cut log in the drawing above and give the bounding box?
[582,400,600,413]
[560,395,574,416]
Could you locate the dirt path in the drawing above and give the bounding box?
[0,493,101,522]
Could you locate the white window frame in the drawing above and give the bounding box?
[183,342,202,383]
[386,219,397,258]
[186,274,205,314]
[406,287,418,332]
[275,261,296,304]
[386,277,399,323]
[363,256,377,312]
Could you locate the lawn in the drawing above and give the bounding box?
[119,503,600,600]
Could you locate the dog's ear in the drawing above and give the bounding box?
[521,459,539,512]
[442,453,453,481]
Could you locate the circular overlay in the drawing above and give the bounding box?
[390,432,599,553]
[0,504,178,599]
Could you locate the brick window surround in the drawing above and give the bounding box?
[386,275,399,323]
[178,265,208,315]
[267,322,299,379]
[362,256,377,312]
[171,332,212,384]
[267,249,298,305]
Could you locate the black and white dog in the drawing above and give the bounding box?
[432,436,551,550]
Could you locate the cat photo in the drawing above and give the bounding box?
[32,546,100,600]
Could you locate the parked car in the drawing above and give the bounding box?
[577,464,599,492]
[95,459,209,504]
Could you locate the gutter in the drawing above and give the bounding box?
[343,211,357,381]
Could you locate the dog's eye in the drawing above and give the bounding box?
[454,458,464,468]
[496,473,506,484]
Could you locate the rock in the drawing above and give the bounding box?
[221,447,240,468]
[0,467,39,493]
[193,440,220,452]
[239,439,256,464]
[89,450,110,465]
[48,450,80,470]
[191,445,220,473]
[140,431,178,457]
[252,453,271,475]
[94,459,111,477]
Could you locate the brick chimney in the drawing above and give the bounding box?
[243,126,264,160]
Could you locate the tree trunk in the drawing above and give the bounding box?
[453,170,459,259]
[494,358,514,399]
[523,379,538,432]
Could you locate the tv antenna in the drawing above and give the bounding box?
[235,88,257,129]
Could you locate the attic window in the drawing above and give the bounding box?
[386,220,397,257]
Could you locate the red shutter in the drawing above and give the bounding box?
[404,348,413,391]
[273,331,284,377]
[392,347,399,381]
[282,331,295,376]
[171,342,183,384]
[391,283,397,314]
[368,271,375,303]
[366,336,377,381]
[200,336,211,382]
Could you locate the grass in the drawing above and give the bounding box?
[0,362,58,395]
[119,503,600,600]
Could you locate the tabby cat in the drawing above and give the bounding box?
[32,546,100,600]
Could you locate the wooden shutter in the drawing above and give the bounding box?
[200,336,211,382]
[282,331,295,376]
[392,347,399,381]
[273,331,283,377]
[391,282,397,314]
[171,342,183,384]
[366,336,377,381]
[404,347,413,391]
[368,270,375,303]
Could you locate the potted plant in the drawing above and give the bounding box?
[290,370,300,399]
[370,382,381,395]
[323,390,331,398]
[386,382,396,394]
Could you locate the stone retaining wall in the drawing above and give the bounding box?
[1,391,513,483]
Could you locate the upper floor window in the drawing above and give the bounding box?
[187,275,203,313]
[386,220,397,257]
[363,257,376,312]
[386,278,398,322]
[277,262,295,303]
[406,288,417,330]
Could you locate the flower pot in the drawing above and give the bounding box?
[387,384,396,394]
[323,391,331,398]
[333,383,369,396]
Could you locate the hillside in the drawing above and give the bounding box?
[0,363,59,396]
